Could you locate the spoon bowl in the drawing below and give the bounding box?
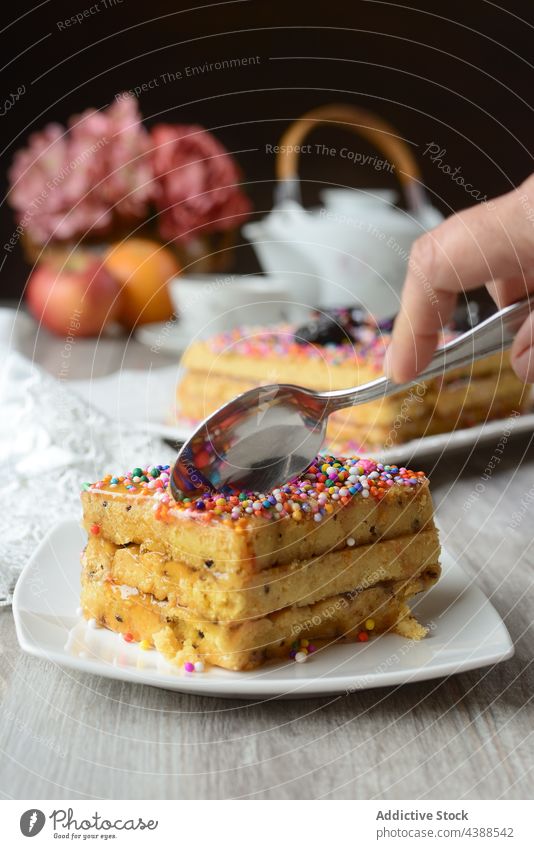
[171,383,328,497]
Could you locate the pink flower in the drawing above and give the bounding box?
[8,101,251,248]
[8,95,153,244]
[8,122,103,243]
[69,96,153,220]
[150,124,251,243]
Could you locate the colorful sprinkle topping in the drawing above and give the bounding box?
[204,325,389,372]
[84,456,427,525]
[203,324,457,373]
[290,638,316,661]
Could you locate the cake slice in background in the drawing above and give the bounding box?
[177,311,526,454]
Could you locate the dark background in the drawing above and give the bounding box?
[2,0,534,297]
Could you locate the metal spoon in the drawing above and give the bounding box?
[171,296,533,499]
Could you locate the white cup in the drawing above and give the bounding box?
[169,274,304,341]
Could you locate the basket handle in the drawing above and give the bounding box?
[275,103,425,213]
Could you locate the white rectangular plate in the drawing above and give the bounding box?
[13,520,513,699]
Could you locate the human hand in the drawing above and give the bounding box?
[385,176,534,384]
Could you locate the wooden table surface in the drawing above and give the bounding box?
[0,330,533,800]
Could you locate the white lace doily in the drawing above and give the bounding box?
[0,350,173,605]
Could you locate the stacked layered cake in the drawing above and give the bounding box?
[177,317,526,452]
[80,457,441,671]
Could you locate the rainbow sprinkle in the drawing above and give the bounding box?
[290,638,317,661]
[205,325,389,372]
[84,456,427,526]
[204,324,457,372]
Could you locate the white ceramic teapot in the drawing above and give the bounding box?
[243,105,443,321]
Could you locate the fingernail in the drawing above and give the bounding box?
[512,347,534,383]
[384,345,394,379]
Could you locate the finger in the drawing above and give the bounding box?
[510,311,534,382]
[486,275,534,308]
[383,276,457,382]
[386,184,533,383]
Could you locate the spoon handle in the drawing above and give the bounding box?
[320,296,534,412]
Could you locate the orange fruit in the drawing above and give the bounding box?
[104,237,180,329]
